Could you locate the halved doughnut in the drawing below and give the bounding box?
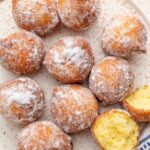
[124,86,150,122]
[92,109,139,150]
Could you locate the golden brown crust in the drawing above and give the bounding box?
[57,0,97,31]
[101,15,147,58]
[50,84,99,133]
[17,121,73,150]
[43,36,94,84]
[91,109,139,150]
[0,30,45,75]
[123,99,150,122]
[12,0,59,35]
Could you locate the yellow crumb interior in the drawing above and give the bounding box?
[93,111,139,150]
[126,86,150,110]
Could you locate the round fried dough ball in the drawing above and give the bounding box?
[57,0,97,31]
[12,0,59,35]
[17,121,73,150]
[101,15,147,58]
[89,57,134,105]
[50,84,99,133]
[43,36,94,84]
[0,77,45,125]
[0,30,45,75]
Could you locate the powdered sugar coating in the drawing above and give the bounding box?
[0,77,45,125]
[89,57,134,105]
[101,15,147,58]
[43,36,94,83]
[50,84,99,133]
[12,0,59,35]
[57,0,98,31]
[17,121,72,150]
[0,30,45,75]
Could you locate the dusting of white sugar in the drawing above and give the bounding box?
[0,77,45,124]
[12,0,59,35]
[43,36,94,83]
[2,87,35,105]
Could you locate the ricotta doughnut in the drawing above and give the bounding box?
[89,56,134,105]
[0,30,45,75]
[101,15,147,58]
[57,0,97,31]
[17,121,73,150]
[92,109,139,150]
[50,84,99,133]
[12,0,59,35]
[124,86,150,122]
[0,77,45,125]
[43,36,94,84]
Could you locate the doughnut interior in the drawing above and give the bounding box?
[125,86,150,110]
[92,110,139,150]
